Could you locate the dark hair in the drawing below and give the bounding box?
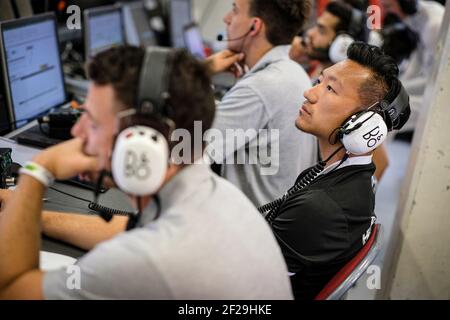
[347,41,400,107]
[87,46,216,151]
[398,0,419,15]
[342,0,369,11]
[325,1,368,42]
[249,0,311,45]
[381,13,419,65]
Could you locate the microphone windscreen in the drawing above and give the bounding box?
[217,34,224,41]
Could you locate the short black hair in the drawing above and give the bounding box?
[87,46,216,151]
[381,13,419,64]
[347,41,400,107]
[249,0,311,45]
[325,1,368,42]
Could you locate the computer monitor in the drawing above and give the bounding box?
[183,23,205,59]
[0,13,67,128]
[169,0,192,48]
[0,0,16,22]
[123,1,157,47]
[84,5,125,60]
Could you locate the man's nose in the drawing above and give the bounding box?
[304,86,318,104]
[223,11,231,25]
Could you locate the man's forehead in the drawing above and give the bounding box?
[85,83,117,117]
[325,60,372,86]
[319,11,340,30]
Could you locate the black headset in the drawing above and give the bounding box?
[398,0,419,15]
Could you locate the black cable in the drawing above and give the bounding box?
[259,146,347,224]
[126,196,142,231]
[48,185,136,220]
[49,186,91,203]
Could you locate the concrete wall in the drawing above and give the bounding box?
[387,2,450,300]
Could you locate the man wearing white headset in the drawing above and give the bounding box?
[0,47,293,299]
[259,42,411,300]
[290,0,389,185]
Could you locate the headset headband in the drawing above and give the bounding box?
[137,46,172,118]
[348,8,364,38]
[380,83,410,131]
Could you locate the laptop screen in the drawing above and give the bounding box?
[184,23,205,59]
[85,6,125,59]
[0,14,66,128]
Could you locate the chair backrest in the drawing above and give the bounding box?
[315,223,383,300]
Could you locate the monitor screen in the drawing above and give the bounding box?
[184,23,205,59]
[169,0,192,48]
[123,1,157,47]
[84,6,125,59]
[0,14,67,128]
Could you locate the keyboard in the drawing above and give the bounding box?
[16,131,64,149]
[57,176,108,193]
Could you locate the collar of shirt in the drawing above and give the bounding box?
[319,155,373,177]
[241,45,291,80]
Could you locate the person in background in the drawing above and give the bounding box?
[380,0,444,141]
[205,0,318,207]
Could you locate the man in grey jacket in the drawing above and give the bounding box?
[207,0,317,207]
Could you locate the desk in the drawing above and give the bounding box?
[0,137,134,259]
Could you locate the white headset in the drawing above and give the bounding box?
[338,83,410,155]
[111,47,174,196]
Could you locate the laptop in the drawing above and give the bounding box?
[0,13,70,133]
[84,5,125,60]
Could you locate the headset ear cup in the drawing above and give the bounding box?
[329,34,355,63]
[112,126,169,196]
[341,112,388,155]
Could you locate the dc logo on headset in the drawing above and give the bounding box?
[125,150,151,180]
[341,111,388,155]
[112,126,169,196]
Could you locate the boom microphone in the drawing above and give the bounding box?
[217,25,255,42]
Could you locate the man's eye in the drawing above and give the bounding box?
[313,79,321,86]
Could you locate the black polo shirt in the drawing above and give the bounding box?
[271,162,377,300]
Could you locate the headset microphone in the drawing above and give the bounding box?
[217,24,255,42]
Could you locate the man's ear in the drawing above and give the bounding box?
[250,18,263,36]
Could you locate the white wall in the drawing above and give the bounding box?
[192,0,230,42]
[387,1,450,299]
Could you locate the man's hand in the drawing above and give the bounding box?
[0,189,13,211]
[206,50,246,76]
[32,138,100,181]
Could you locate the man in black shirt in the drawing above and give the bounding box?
[260,42,411,300]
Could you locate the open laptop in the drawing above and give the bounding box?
[84,5,125,60]
[0,13,70,134]
[122,1,157,47]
